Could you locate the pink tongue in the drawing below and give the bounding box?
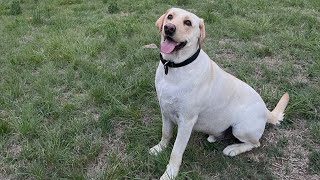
[160,39,177,54]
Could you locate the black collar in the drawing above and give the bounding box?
[160,48,201,75]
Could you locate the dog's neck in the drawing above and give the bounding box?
[161,43,199,64]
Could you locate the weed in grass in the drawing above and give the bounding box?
[59,0,83,5]
[90,84,110,104]
[104,22,120,44]
[14,103,42,138]
[61,103,78,119]
[98,111,114,134]
[108,2,120,14]
[10,1,22,15]
[175,0,190,6]
[224,2,236,17]
[199,8,221,24]
[117,43,128,59]
[253,46,272,58]
[0,119,11,135]
[285,0,305,8]
[45,7,51,19]
[310,121,320,143]
[32,8,43,25]
[276,137,289,148]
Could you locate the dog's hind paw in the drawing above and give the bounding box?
[207,135,216,143]
[149,144,164,156]
[223,142,260,157]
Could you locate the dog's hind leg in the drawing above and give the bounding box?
[223,118,265,157]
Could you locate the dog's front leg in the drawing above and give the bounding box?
[150,114,174,155]
[160,116,197,180]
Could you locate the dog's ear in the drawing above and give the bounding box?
[199,18,206,48]
[155,11,168,32]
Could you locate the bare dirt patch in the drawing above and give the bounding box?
[290,63,310,84]
[215,38,252,62]
[262,120,320,180]
[215,49,238,61]
[260,56,284,68]
[260,55,311,85]
[218,38,243,47]
[0,135,22,180]
[86,121,127,179]
[0,165,13,180]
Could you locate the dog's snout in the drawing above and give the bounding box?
[164,23,176,36]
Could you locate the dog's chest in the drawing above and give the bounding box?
[156,78,192,118]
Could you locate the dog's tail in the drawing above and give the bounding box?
[267,92,289,125]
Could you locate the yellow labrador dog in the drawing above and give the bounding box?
[150,8,289,179]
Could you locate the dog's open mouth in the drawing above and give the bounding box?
[160,36,187,54]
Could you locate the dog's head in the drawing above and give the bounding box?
[156,8,205,55]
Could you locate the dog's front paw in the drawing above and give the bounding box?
[160,164,178,180]
[160,173,173,180]
[149,144,164,156]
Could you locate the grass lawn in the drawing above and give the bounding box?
[0,0,319,179]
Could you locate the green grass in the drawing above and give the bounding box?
[0,0,319,179]
[309,151,320,174]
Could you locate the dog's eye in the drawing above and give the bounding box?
[184,20,192,26]
[167,14,173,20]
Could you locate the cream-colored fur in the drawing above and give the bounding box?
[150,8,289,180]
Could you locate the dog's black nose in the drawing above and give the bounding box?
[164,23,176,36]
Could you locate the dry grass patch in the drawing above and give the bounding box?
[86,121,127,179]
[262,120,320,179]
